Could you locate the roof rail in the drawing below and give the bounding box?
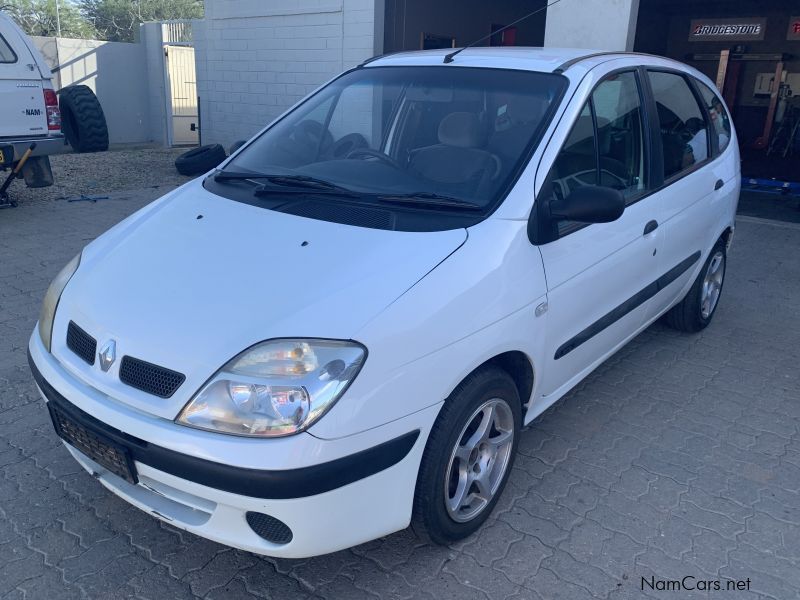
[553,51,657,73]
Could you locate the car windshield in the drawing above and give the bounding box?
[224,66,566,210]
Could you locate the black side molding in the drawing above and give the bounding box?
[554,251,701,360]
[29,351,420,499]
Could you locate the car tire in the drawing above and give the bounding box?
[59,85,109,153]
[229,140,247,155]
[412,365,521,545]
[665,240,726,332]
[175,144,227,176]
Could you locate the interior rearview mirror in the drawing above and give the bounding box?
[549,185,625,224]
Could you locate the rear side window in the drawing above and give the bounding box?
[647,71,709,179]
[0,33,17,63]
[695,80,731,154]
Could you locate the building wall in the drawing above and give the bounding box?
[31,36,153,145]
[544,0,639,51]
[195,0,382,149]
[138,23,172,147]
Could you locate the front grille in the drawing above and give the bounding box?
[66,321,96,365]
[119,356,185,398]
[246,512,293,544]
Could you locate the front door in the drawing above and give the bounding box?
[535,70,662,398]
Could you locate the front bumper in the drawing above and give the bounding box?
[28,332,438,558]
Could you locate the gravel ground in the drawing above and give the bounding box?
[4,147,195,206]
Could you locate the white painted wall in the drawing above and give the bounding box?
[544,0,640,52]
[194,0,382,149]
[31,36,153,145]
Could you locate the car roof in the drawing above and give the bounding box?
[363,47,683,75]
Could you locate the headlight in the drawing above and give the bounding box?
[176,339,366,437]
[38,253,81,352]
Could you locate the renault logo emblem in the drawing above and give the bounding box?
[99,340,116,372]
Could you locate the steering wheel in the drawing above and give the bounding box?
[345,147,402,169]
[599,168,629,189]
[284,120,333,156]
[330,133,368,159]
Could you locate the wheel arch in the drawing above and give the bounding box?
[719,225,734,250]
[450,350,536,412]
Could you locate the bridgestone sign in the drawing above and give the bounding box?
[689,18,766,42]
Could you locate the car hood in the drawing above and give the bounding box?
[54,180,467,419]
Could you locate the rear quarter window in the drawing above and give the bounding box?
[695,79,732,154]
[0,33,17,63]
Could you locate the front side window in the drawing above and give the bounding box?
[0,33,17,63]
[648,71,709,179]
[695,80,731,154]
[223,66,566,211]
[544,71,646,237]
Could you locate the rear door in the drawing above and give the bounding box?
[640,69,721,321]
[0,16,47,138]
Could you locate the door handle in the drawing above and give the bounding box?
[715,179,724,190]
[643,220,658,235]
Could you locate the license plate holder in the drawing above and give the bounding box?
[48,402,139,484]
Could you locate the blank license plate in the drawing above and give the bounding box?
[48,402,138,484]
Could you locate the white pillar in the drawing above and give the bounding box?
[544,0,640,52]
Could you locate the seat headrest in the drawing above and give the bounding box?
[438,112,482,148]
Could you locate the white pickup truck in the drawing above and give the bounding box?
[1,11,107,196]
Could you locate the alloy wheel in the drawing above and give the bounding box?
[444,398,515,523]
[700,250,725,319]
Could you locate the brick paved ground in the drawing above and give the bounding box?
[1,191,799,599]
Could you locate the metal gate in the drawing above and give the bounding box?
[162,21,198,146]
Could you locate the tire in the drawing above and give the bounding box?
[665,240,726,332]
[59,85,109,153]
[174,144,227,176]
[229,140,247,155]
[413,366,521,545]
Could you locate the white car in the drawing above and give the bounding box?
[28,48,739,558]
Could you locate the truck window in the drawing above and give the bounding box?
[0,33,17,63]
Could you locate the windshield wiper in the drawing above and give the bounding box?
[259,174,356,195]
[213,170,276,182]
[377,192,483,211]
[213,171,358,198]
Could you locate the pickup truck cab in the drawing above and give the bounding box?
[0,11,68,188]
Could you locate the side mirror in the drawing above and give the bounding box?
[549,185,625,224]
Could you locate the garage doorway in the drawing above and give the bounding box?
[634,0,800,222]
[383,0,547,53]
